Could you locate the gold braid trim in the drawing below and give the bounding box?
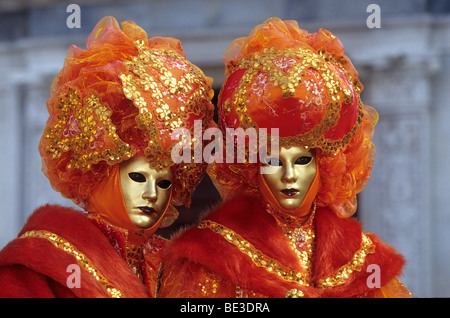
[20,230,125,298]
[316,233,376,289]
[198,220,376,290]
[198,220,310,286]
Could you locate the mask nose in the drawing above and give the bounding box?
[142,182,157,203]
[281,162,297,184]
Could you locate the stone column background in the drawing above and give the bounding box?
[0,0,448,297]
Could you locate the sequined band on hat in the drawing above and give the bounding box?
[220,46,363,154]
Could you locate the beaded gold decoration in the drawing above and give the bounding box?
[222,46,363,154]
[43,88,134,171]
[198,272,219,296]
[20,230,124,298]
[284,226,315,275]
[265,202,316,280]
[119,39,213,170]
[285,288,304,298]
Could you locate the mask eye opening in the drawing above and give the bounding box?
[295,156,312,165]
[128,172,146,183]
[157,179,172,189]
[264,157,282,166]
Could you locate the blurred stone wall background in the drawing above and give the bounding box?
[1,0,449,297]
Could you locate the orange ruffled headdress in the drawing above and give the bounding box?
[209,17,378,218]
[39,17,215,224]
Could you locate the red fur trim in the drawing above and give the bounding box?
[313,208,405,297]
[0,204,148,298]
[313,208,364,279]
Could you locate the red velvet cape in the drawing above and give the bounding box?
[0,204,149,298]
[161,195,406,298]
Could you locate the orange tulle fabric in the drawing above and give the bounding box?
[209,17,379,218]
[39,16,215,210]
[377,278,414,298]
[87,165,130,231]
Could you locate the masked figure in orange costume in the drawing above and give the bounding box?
[0,16,214,298]
[158,18,413,298]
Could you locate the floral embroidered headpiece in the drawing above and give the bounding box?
[218,18,363,154]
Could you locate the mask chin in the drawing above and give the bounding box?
[137,190,173,234]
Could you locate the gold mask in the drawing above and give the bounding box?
[261,146,317,210]
[119,155,174,229]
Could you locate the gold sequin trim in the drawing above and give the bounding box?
[119,39,213,170]
[198,220,310,286]
[317,233,376,289]
[20,230,125,298]
[43,88,134,171]
[283,224,315,278]
[199,220,376,290]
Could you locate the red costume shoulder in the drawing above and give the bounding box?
[161,195,406,298]
[0,204,148,298]
[312,205,406,297]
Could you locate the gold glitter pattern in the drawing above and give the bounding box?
[285,288,304,298]
[19,230,125,298]
[43,88,134,171]
[317,233,376,289]
[222,46,363,154]
[198,272,219,296]
[285,226,315,274]
[119,39,213,170]
[265,202,316,280]
[126,244,144,279]
[88,212,168,297]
